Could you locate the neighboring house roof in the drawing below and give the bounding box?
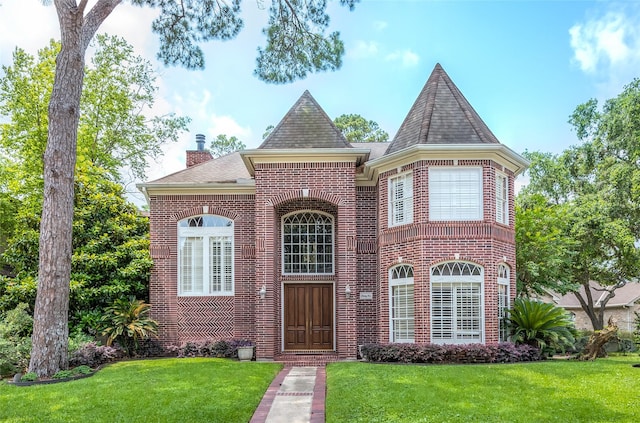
[386,63,500,156]
[547,282,640,309]
[258,90,352,149]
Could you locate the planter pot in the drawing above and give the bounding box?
[237,346,254,361]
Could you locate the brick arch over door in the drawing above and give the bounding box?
[171,206,239,222]
[268,189,344,208]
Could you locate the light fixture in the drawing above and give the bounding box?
[259,285,266,299]
[345,284,352,299]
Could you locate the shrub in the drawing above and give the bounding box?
[68,341,122,368]
[176,339,254,359]
[20,372,38,382]
[102,297,158,357]
[0,303,33,376]
[360,342,542,364]
[134,338,175,358]
[507,298,578,354]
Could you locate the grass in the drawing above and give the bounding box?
[326,355,640,423]
[0,358,282,423]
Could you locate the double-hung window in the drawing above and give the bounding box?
[178,215,234,296]
[429,167,482,221]
[498,264,510,342]
[389,265,414,343]
[430,261,484,344]
[496,172,508,225]
[389,172,413,226]
[282,211,334,274]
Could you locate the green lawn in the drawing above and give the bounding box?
[0,358,282,423]
[326,355,640,423]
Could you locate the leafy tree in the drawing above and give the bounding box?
[507,298,577,355]
[333,113,389,143]
[102,296,158,357]
[209,134,246,158]
[0,171,152,335]
[515,192,577,297]
[519,135,640,331]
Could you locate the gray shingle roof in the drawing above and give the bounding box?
[258,90,352,149]
[386,63,500,155]
[145,151,251,185]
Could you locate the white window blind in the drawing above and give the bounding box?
[430,261,484,344]
[496,173,508,224]
[429,168,482,221]
[390,265,415,343]
[389,173,413,226]
[178,215,234,296]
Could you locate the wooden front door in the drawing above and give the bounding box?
[284,284,333,350]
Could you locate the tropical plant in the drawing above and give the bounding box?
[507,298,578,354]
[102,297,158,357]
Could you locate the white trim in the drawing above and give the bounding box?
[430,261,485,344]
[498,264,510,342]
[429,167,483,221]
[389,264,415,343]
[388,171,414,227]
[177,214,234,296]
[496,171,508,225]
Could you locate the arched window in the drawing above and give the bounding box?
[498,264,510,342]
[178,215,234,295]
[389,265,414,343]
[430,261,484,344]
[282,211,334,274]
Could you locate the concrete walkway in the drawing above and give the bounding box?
[250,366,326,423]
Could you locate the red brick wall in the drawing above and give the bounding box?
[253,161,358,360]
[148,195,255,345]
[377,161,517,345]
[147,155,518,353]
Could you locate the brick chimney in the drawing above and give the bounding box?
[186,133,213,167]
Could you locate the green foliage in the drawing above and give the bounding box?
[0,303,32,376]
[515,193,578,296]
[19,372,37,382]
[209,134,246,158]
[0,174,152,332]
[507,298,578,354]
[333,114,389,143]
[102,297,158,357]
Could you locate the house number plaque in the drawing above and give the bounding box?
[359,292,373,300]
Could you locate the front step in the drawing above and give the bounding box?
[275,351,339,367]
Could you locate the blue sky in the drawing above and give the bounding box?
[2,1,640,196]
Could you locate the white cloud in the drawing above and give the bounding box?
[385,49,419,68]
[347,40,380,59]
[373,21,388,31]
[570,11,639,74]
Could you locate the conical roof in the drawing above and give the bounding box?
[386,63,500,155]
[258,90,352,149]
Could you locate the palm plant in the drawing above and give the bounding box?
[507,298,578,354]
[102,297,158,357]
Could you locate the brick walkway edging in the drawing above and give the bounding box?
[249,366,327,423]
[249,367,291,423]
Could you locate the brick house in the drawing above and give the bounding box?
[138,64,528,362]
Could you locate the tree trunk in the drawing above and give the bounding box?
[29,0,121,378]
[579,317,618,361]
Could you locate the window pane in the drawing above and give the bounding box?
[429,168,482,221]
[282,212,333,274]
